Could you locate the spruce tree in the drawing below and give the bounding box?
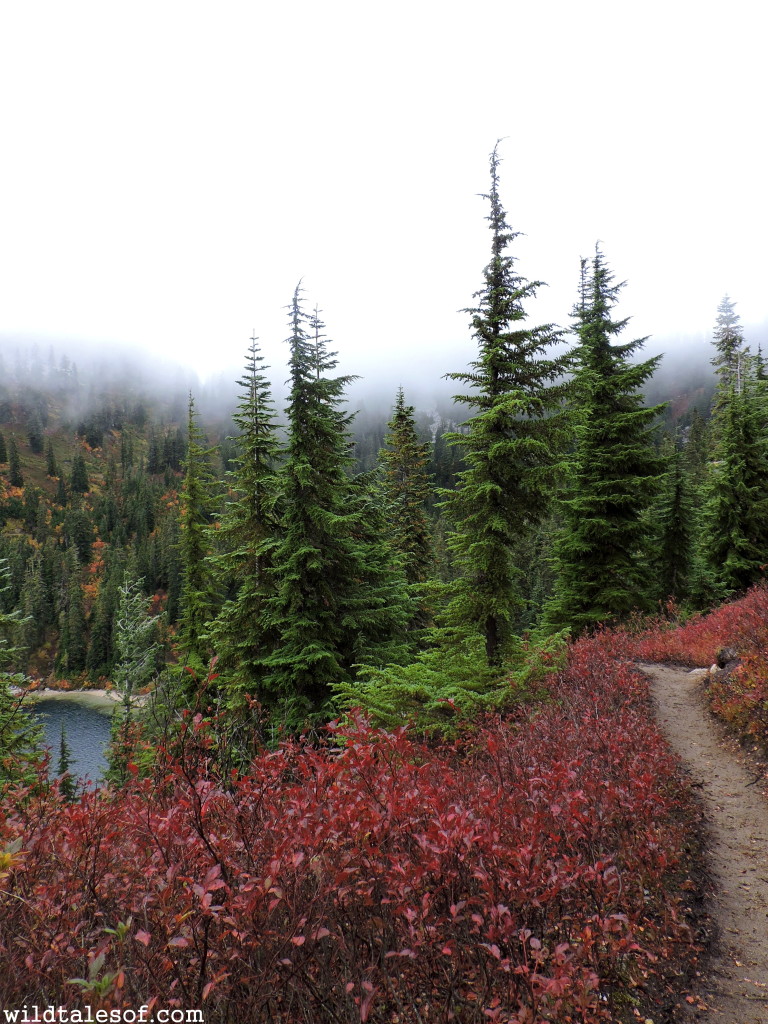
[8,438,23,488]
[0,559,41,784]
[649,435,696,606]
[107,572,161,785]
[56,723,77,801]
[441,145,569,665]
[699,362,768,597]
[207,336,281,702]
[545,248,666,632]
[0,431,7,464]
[177,395,220,668]
[58,548,88,674]
[711,294,748,399]
[261,290,409,725]
[45,440,59,478]
[70,452,90,493]
[379,388,433,585]
[113,571,161,696]
[378,388,433,629]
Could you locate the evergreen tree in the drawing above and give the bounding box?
[86,550,123,680]
[0,431,6,465]
[440,145,569,665]
[113,572,161,695]
[107,572,161,785]
[711,294,748,399]
[177,395,219,668]
[378,388,433,629]
[0,559,41,784]
[649,435,696,606]
[379,388,433,585]
[207,336,281,701]
[58,548,88,674]
[20,552,50,650]
[45,440,59,478]
[55,475,68,507]
[8,437,23,488]
[684,408,710,487]
[27,416,44,455]
[546,248,666,632]
[70,452,90,493]
[56,722,77,801]
[261,291,409,725]
[699,363,768,597]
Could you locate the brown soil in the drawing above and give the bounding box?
[640,663,768,1023]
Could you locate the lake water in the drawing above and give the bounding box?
[30,693,114,787]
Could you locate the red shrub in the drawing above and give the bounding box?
[0,646,694,1023]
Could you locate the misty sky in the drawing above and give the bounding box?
[0,1,764,385]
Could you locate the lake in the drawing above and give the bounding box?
[29,691,115,787]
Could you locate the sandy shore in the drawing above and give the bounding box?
[13,687,150,709]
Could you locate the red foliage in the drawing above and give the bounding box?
[629,585,768,747]
[0,646,693,1022]
[631,584,768,668]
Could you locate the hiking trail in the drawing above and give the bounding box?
[640,662,768,1023]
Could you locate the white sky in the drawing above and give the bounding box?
[0,0,764,385]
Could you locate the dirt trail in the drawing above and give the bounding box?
[640,663,768,1022]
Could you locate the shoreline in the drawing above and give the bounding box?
[13,686,151,709]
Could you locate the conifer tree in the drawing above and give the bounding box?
[380,388,433,584]
[177,395,220,668]
[107,572,161,785]
[545,249,666,632]
[45,440,58,478]
[711,294,748,399]
[649,435,696,606]
[86,550,123,680]
[441,145,569,665]
[55,475,68,507]
[70,452,90,493]
[27,416,44,455]
[113,571,161,695]
[8,437,23,488]
[0,431,6,465]
[0,559,41,784]
[207,336,281,701]
[262,290,409,725]
[378,388,433,629]
[56,722,77,801]
[58,548,88,674]
[699,362,768,597]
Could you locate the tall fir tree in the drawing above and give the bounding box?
[0,559,42,784]
[545,248,666,632]
[261,290,409,725]
[70,452,90,493]
[699,358,768,597]
[207,336,281,702]
[177,395,220,669]
[45,440,59,478]
[711,294,748,400]
[58,547,88,674]
[648,434,696,606]
[0,431,7,465]
[107,571,161,785]
[8,437,23,488]
[56,722,77,801]
[440,145,569,665]
[378,388,433,628]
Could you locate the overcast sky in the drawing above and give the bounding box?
[0,0,764,386]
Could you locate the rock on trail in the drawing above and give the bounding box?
[640,662,768,1023]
